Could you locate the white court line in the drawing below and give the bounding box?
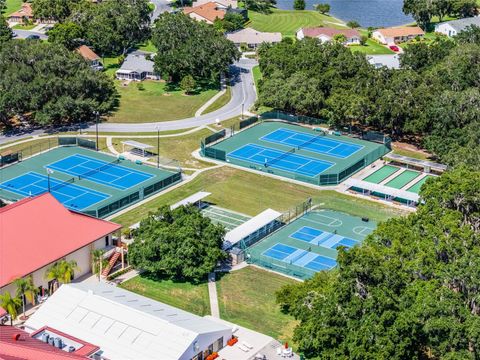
[303,215,343,228]
[353,226,374,236]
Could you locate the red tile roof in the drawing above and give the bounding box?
[0,326,85,360]
[0,193,121,288]
[301,27,360,39]
[375,27,425,37]
[8,3,33,19]
[75,45,100,61]
[183,2,225,22]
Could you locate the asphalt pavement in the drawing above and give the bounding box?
[12,29,48,40]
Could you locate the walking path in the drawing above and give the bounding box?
[208,272,220,318]
[195,76,227,117]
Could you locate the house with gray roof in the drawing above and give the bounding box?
[226,28,282,49]
[115,51,160,81]
[435,16,480,37]
[367,54,401,69]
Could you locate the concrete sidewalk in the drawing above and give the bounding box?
[208,272,220,318]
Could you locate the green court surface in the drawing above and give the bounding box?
[246,209,377,280]
[200,205,251,231]
[407,175,435,194]
[204,121,390,186]
[0,145,181,218]
[363,165,399,184]
[385,170,421,189]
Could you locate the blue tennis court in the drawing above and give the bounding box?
[290,226,360,249]
[262,243,337,271]
[261,128,363,159]
[0,172,109,210]
[228,143,333,177]
[46,154,154,190]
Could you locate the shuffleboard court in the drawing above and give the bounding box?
[407,175,434,194]
[0,172,109,210]
[228,143,333,177]
[46,154,154,190]
[385,170,421,189]
[363,165,399,184]
[200,205,251,231]
[261,128,363,158]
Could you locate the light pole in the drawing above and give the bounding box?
[157,127,160,169]
[46,168,53,192]
[93,111,99,151]
[241,103,244,120]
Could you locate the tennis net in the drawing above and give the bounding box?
[78,159,120,180]
[266,148,295,167]
[297,133,324,151]
[50,177,75,192]
[289,250,308,264]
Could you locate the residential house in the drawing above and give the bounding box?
[183,2,226,24]
[75,45,103,71]
[372,27,425,45]
[7,3,34,24]
[435,16,480,37]
[115,51,160,81]
[193,0,238,9]
[296,27,361,45]
[226,27,282,49]
[367,54,401,69]
[0,193,122,300]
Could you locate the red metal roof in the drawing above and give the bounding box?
[0,193,121,288]
[0,326,85,360]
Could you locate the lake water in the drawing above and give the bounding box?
[275,0,414,28]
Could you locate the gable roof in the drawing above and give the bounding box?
[183,2,226,22]
[0,326,85,360]
[8,3,33,18]
[25,283,232,360]
[75,45,100,61]
[300,27,360,39]
[226,27,282,44]
[375,26,425,37]
[193,0,237,8]
[437,16,480,32]
[0,193,121,288]
[117,51,155,74]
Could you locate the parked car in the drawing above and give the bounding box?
[26,34,40,40]
[389,45,400,52]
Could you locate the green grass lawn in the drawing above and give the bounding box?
[3,0,22,15]
[12,23,37,30]
[108,81,218,123]
[120,274,211,316]
[350,39,395,55]
[248,9,345,36]
[137,40,158,53]
[203,86,232,114]
[217,267,298,345]
[111,166,407,227]
[0,138,58,158]
[252,65,262,92]
[111,128,215,168]
[102,56,122,77]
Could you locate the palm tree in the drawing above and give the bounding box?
[13,277,37,320]
[45,260,80,292]
[0,291,21,325]
[91,249,106,280]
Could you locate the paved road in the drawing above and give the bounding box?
[12,29,48,40]
[0,59,258,144]
[89,58,258,133]
[150,0,172,22]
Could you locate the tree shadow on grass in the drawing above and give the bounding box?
[164,79,220,95]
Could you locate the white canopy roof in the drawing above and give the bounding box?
[25,283,231,360]
[385,153,447,172]
[223,208,282,249]
[345,178,420,202]
[170,191,211,210]
[121,140,154,150]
